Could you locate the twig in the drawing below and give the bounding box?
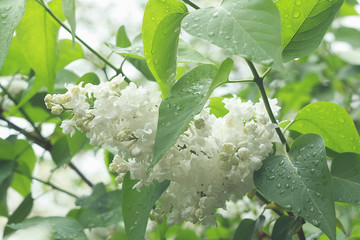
[16,170,78,198]
[245,60,290,152]
[69,162,94,188]
[182,0,200,10]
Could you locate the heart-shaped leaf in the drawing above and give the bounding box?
[182,0,283,70]
[254,134,336,239]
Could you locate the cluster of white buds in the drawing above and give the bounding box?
[45,75,281,225]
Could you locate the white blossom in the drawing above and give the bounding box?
[45,75,281,225]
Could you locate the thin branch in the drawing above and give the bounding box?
[0,114,94,188]
[69,162,94,188]
[256,192,283,216]
[0,85,42,138]
[182,0,200,9]
[245,60,290,152]
[16,170,78,198]
[34,0,130,84]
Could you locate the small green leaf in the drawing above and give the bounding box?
[271,216,302,240]
[51,136,71,167]
[4,194,34,236]
[0,0,25,70]
[11,140,36,197]
[333,27,360,49]
[182,0,283,70]
[76,72,100,86]
[0,175,13,217]
[277,0,344,62]
[70,183,122,228]
[0,138,15,160]
[8,217,87,240]
[56,39,84,72]
[122,173,169,240]
[233,215,265,240]
[289,102,360,154]
[208,97,229,118]
[150,58,233,170]
[62,0,76,47]
[116,25,131,48]
[142,0,188,96]
[67,130,89,157]
[0,161,14,184]
[331,152,360,204]
[54,69,79,93]
[254,134,336,239]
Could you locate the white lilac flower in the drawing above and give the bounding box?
[45,75,281,225]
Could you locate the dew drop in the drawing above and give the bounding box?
[285,205,292,210]
[182,22,189,28]
[276,183,281,189]
[313,160,320,166]
[225,35,230,40]
[193,16,200,22]
[311,219,320,227]
[208,32,215,37]
[284,14,289,18]
[310,169,315,174]
[296,209,302,214]
[5,6,12,11]
[310,207,314,212]
[285,184,289,189]
[295,0,301,5]
[212,12,219,18]
[151,16,156,21]
[1,14,7,19]
[279,160,284,166]
[339,117,345,123]
[293,10,301,18]
[280,190,285,194]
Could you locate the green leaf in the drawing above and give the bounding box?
[175,229,200,240]
[0,161,14,184]
[122,173,169,240]
[67,130,89,157]
[0,175,13,217]
[62,0,76,47]
[54,69,79,93]
[69,183,122,228]
[0,138,15,160]
[333,27,360,49]
[116,25,131,48]
[11,140,36,197]
[150,58,233,170]
[4,194,34,236]
[271,216,302,240]
[177,40,212,64]
[0,37,30,76]
[56,39,84,72]
[254,134,336,239]
[331,152,360,204]
[8,217,87,240]
[182,0,283,70]
[289,102,360,154]
[0,0,25,70]
[276,0,344,62]
[276,73,320,118]
[142,0,188,96]
[208,97,229,118]
[233,215,265,240]
[76,72,100,86]
[15,0,60,106]
[51,136,71,167]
